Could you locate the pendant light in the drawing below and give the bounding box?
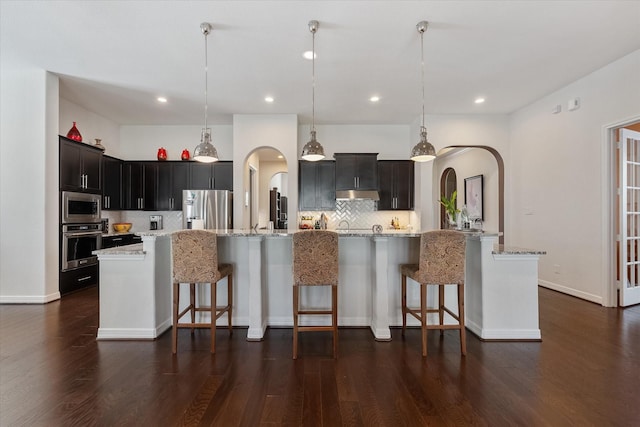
[301,20,325,161]
[410,21,436,162]
[193,22,219,163]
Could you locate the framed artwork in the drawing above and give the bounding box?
[464,174,483,220]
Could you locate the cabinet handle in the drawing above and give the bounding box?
[77,275,92,282]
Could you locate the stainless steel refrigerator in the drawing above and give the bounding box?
[182,190,233,230]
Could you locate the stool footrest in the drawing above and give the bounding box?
[297,309,333,315]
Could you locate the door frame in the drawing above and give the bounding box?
[602,115,640,307]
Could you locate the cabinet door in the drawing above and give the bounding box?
[316,161,336,210]
[395,161,414,210]
[189,163,213,189]
[377,161,395,210]
[334,154,377,190]
[60,139,83,190]
[213,161,233,190]
[143,162,158,210]
[124,162,144,210]
[334,155,358,191]
[155,163,172,210]
[299,161,335,210]
[377,161,414,210]
[82,149,102,193]
[299,161,318,210]
[354,154,378,190]
[102,156,122,210]
[171,162,190,210]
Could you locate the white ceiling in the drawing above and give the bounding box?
[2,1,639,126]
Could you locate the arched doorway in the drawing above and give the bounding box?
[439,167,457,229]
[436,146,504,244]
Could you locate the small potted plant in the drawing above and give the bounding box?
[440,190,460,228]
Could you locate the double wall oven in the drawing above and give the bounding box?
[60,191,102,294]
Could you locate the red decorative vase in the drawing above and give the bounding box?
[157,147,167,161]
[181,149,190,161]
[66,121,82,142]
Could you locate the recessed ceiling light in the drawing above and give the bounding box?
[303,51,317,60]
[157,96,168,103]
[265,96,274,103]
[474,97,485,104]
[370,96,380,102]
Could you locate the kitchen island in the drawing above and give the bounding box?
[94,229,545,342]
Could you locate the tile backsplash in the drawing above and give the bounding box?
[101,210,183,233]
[300,199,418,231]
[103,200,418,233]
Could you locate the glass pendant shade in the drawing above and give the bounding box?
[193,128,218,163]
[301,130,325,161]
[410,126,436,162]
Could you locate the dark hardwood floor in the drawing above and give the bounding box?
[1,286,639,426]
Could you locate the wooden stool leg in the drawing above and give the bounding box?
[190,283,196,335]
[458,284,466,356]
[227,274,233,335]
[438,284,445,336]
[421,283,427,357]
[211,281,216,354]
[293,285,299,359]
[172,282,179,354]
[401,274,407,336]
[332,284,338,359]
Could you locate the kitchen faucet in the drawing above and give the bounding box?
[338,220,350,231]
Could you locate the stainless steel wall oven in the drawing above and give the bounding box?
[61,223,102,272]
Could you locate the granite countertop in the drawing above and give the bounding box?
[134,228,493,238]
[94,243,144,256]
[492,244,546,255]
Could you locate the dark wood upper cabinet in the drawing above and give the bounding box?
[299,160,336,211]
[334,153,378,191]
[59,136,103,193]
[102,155,122,210]
[377,160,414,210]
[189,161,233,190]
[156,162,190,210]
[123,162,145,210]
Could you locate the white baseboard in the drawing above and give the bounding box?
[0,292,61,304]
[97,328,159,340]
[538,280,603,305]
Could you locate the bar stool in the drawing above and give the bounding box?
[292,230,339,359]
[400,230,466,356]
[171,229,233,354]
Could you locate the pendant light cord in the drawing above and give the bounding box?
[420,28,425,129]
[204,28,209,131]
[311,28,316,133]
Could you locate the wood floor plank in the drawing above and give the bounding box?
[2,286,640,426]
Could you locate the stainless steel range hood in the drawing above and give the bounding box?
[335,190,380,201]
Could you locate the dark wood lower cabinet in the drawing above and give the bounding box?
[59,264,98,295]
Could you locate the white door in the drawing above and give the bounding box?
[619,128,640,306]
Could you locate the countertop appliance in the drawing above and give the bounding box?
[149,215,163,230]
[182,190,232,230]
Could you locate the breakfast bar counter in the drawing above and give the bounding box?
[94,229,544,342]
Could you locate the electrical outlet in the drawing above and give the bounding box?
[553,264,561,274]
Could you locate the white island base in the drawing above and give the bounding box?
[94,231,544,343]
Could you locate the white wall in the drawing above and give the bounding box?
[510,49,640,305]
[417,115,510,231]
[234,115,299,229]
[60,98,121,154]
[119,125,232,161]
[0,69,59,302]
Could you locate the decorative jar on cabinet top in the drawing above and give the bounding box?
[181,149,190,161]
[66,122,82,142]
[157,147,167,161]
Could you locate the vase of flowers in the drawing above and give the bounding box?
[440,190,460,229]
